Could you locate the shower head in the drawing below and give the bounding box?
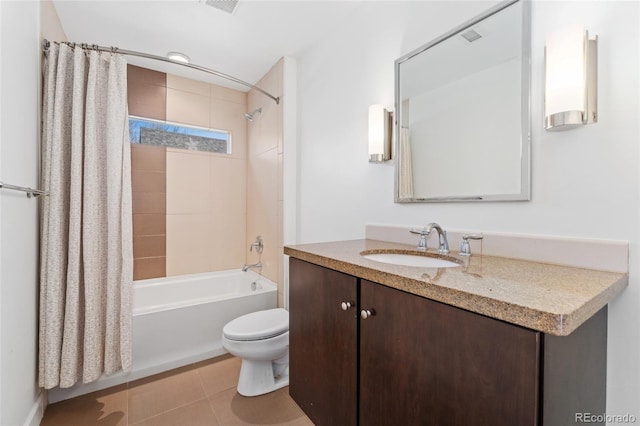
[245,107,262,121]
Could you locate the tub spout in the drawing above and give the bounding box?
[242,261,262,272]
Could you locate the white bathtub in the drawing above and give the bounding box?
[132,269,277,374]
[49,269,277,403]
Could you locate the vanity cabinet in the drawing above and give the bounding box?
[289,258,358,426]
[359,279,538,425]
[289,258,607,426]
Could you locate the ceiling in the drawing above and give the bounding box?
[52,0,363,91]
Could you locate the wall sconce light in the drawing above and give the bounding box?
[544,28,598,131]
[369,104,393,162]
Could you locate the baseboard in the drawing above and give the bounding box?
[23,390,47,426]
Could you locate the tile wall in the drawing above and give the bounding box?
[131,144,167,280]
[246,59,285,306]
[128,65,251,279]
[165,74,248,276]
[129,66,168,280]
[128,65,166,121]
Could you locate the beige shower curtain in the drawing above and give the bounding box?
[398,127,414,199]
[39,43,133,389]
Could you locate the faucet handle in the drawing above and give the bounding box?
[250,235,264,254]
[459,234,483,257]
[409,228,429,251]
[409,228,429,235]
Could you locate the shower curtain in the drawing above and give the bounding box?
[398,127,414,199]
[39,43,133,389]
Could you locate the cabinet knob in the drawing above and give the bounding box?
[361,309,375,319]
[341,301,354,311]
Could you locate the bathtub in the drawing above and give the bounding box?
[49,269,277,403]
[132,269,277,374]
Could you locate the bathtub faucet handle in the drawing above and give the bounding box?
[250,235,264,254]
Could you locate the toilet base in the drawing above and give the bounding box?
[237,358,289,397]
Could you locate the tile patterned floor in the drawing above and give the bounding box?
[40,354,313,426]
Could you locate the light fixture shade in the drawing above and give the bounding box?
[369,104,392,162]
[167,52,190,64]
[544,28,597,131]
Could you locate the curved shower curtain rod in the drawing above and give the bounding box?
[42,39,280,105]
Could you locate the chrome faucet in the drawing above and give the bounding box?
[426,223,450,254]
[243,235,264,272]
[410,223,449,254]
[242,261,262,272]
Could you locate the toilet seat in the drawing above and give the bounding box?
[223,308,289,341]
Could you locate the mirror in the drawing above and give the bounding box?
[395,0,531,202]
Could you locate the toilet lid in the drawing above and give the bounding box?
[223,308,289,341]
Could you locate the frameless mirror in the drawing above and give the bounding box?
[395,0,531,202]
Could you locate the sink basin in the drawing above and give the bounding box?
[361,252,460,268]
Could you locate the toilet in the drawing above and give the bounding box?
[221,308,289,397]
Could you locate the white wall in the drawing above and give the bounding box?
[410,58,521,197]
[0,1,43,425]
[296,0,639,420]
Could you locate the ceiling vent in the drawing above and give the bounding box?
[461,28,482,43]
[201,0,239,14]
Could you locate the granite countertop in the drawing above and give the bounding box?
[284,239,628,336]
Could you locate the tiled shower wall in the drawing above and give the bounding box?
[129,66,167,280]
[131,144,167,280]
[247,59,285,306]
[128,65,248,279]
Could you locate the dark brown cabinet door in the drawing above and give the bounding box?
[359,280,540,426]
[289,258,358,426]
